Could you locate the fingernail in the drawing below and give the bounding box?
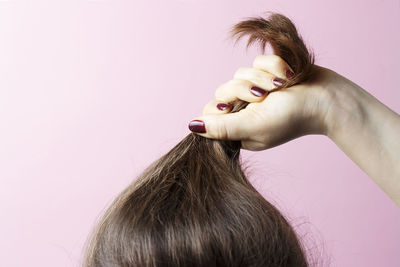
[216,103,229,111]
[188,120,206,133]
[250,86,267,97]
[272,77,285,87]
[286,69,294,79]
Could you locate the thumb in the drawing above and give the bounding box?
[188,111,250,140]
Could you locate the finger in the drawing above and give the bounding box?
[202,100,232,115]
[188,110,251,140]
[215,79,268,103]
[252,54,295,80]
[233,67,286,91]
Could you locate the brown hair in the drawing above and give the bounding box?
[82,12,315,267]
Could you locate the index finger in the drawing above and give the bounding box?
[252,54,294,80]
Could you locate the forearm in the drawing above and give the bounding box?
[325,77,400,207]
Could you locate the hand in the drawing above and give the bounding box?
[189,54,336,151]
[190,54,400,207]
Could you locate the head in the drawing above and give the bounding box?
[83,12,314,267]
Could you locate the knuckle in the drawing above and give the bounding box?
[215,84,227,100]
[233,67,247,79]
[269,54,284,67]
[205,99,222,114]
[252,54,266,67]
[268,54,281,61]
[252,69,266,81]
[212,119,228,139]
[215,80,238,102]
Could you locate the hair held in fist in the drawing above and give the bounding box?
[82,13,316,267]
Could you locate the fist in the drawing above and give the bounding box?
[189,54,332,151]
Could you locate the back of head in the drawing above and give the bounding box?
[83,12,314,267]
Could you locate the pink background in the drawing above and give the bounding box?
[1,0,399,266]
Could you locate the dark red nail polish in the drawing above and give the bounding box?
[286,69,294,79]
[188,120,206,133]
[250,86,267,97]
[216,103,229,111]
[272,77,285,87]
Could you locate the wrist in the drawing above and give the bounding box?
[322,73,367,141]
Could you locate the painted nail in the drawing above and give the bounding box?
[272,77,285,87]
[250,86,267,97]
[188,120,206,133]
[216,103,229,111]
[286,69,295,79]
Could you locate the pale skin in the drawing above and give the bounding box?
[189,54,400,208]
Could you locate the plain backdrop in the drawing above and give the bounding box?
[0,0,399,266]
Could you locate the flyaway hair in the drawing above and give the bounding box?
[82,13,315,267]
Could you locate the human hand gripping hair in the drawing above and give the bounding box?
[83,13,313,267]
[83,12,400,267]
[190,15,400,206]
[189,13,316,151]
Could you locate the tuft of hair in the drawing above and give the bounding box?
[230,12,314,87]
[82,12,315,267]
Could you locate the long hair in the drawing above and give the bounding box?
[82,12,315,267]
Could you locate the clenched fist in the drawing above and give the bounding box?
[189,54,337,151]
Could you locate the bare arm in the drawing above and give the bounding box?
[189,55,400,207]
[323,71,400,206]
